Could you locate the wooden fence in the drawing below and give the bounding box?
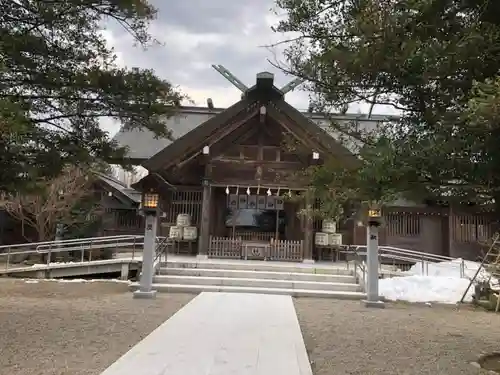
[208,236,243,258]
[208,236,304,261]
[268,240,303,261]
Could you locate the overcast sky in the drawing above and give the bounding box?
[101,0,397,135]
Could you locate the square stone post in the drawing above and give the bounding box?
[362,223,385,308]
[133,213,158,299]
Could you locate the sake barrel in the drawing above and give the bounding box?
[176,213,191,227]
[328,233,343,246]
[169,226,183,239]
[314,232,329,246]
[183,226,198,240]
[322,219,337,233]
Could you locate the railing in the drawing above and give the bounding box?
[154,237,172,273]
[0,234,138,254]
[343,245,466,279]
[0,235,154,272]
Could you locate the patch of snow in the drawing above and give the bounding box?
[380,258,497,304]
[30,261,82,268]
[48,278,132,284]
[20,278,131,284]
[379,275,473,304]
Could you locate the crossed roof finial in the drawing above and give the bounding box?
[211,64,304,95]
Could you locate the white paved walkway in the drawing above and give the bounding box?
[100,292,313,375]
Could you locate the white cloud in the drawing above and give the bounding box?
[101,0,398,136]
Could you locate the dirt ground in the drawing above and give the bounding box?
[0,279,193,375]
[294,298,500,375]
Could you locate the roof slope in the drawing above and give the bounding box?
[96,172,141,204]
[112,107,221,161]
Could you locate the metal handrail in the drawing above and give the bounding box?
[36,236,146,252]
[345,244,466,278]
[154,237,171,266]
[0,234,156,271]
[0,234,141,252]
[379,246,455,262]
[36,241,145,254]
[349,244,455,263]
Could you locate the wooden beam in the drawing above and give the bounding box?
[303,190,314,261]
[270,113,319,152]
[212,158,302,169]
[174,109,259,170]
[207,108,259,146]
[198,165,212,256]
[210,180,306,189]
[208,118,258,157]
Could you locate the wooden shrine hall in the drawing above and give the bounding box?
[132,71,360,262]
[114,68,494,262]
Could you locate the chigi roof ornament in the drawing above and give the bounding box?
[211,64,304,96]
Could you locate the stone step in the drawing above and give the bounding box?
[130,282,366,300]
[153,275,361,292]
[163,260,353,276]
[159,267,357,283]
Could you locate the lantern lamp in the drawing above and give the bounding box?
[368,209,381,218]
[141,191,160,215]
[367,207,383,227]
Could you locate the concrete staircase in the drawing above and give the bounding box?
[132,259,366,299]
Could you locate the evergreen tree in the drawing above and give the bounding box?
[1,0,184,192]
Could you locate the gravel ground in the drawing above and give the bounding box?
[294,298,500,375]
[3,279,499,375]
[0,279,194,375]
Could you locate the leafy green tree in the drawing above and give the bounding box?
[0,0,184,193]
[274,0,500,210]
[290,134,402,222]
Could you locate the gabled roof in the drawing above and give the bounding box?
[113,106,393,162]
[141,98,361,173]
[137,68,396,172]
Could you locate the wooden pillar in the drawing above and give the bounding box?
[447,205,454,258]
[198,182,212,256]
[303,191,314,262]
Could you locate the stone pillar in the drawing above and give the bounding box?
[133,214,157,299]
[198,183,211,259]
[303,191,314,263]
[120,263,130,280]
[363,224,385,308]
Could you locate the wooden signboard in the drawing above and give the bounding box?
[257,196,267,209]
[247,195,257,209]
[228,194,238,209]
[275,197,284,210]
[238,195,248,209]
[266,196,276,209]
